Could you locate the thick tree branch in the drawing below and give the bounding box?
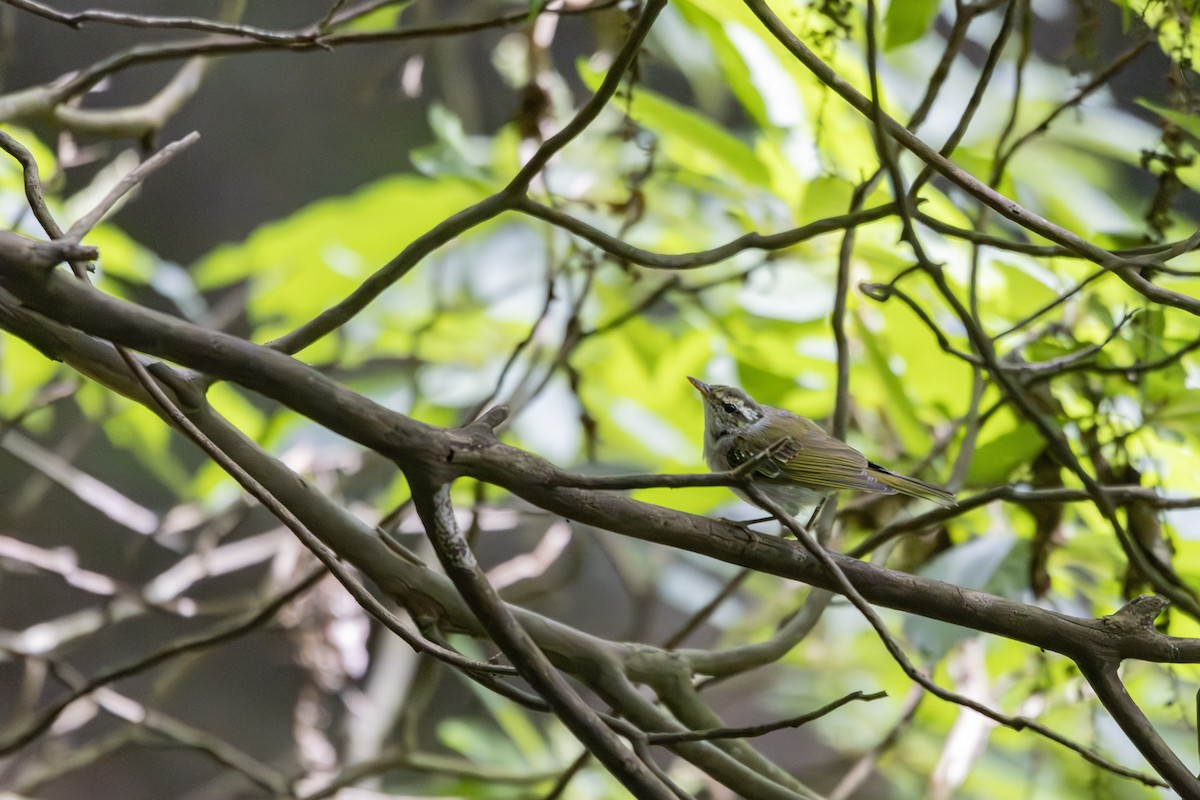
[1081,597,1200,799]
[0,292,819,797]
[0,260,1197,671]
[407,479,680,800]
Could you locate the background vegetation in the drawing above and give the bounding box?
[3,0,1200,798]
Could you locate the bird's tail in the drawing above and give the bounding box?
[869,464,957,507]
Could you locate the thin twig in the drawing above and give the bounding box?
[744,483,1168,790]
[63,132,200,242]
[0,566,325,756]
[646,690,886,744]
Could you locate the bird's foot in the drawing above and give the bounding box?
[717,516,766,543]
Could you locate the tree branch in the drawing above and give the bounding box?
[407,478,680,800]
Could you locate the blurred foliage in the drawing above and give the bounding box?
[4,0,1200,798]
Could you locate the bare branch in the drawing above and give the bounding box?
[742,483,1171,791]
[0,566,325,756]
[408,480,681,800]
[646,690,887,745]
[516,196,900,270]
[64,132,200,242]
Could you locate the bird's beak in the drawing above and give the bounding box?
[687,376,710,396]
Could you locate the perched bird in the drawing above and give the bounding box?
[688,377,956,515]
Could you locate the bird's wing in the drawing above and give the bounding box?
[725,433,803,479]
[745,411,895,493]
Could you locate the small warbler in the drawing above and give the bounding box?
[688,377,956,515]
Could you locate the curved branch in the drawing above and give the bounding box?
[647,690,886,744]
[265,0,667,355]
[515,196,900,269]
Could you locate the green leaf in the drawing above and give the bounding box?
[195,175,492,292]
[966,420,1043,486]
[192,174,492,348]
[854,312,933,455]
[987,259,1060,322]
[579,62,772,188]
[884,0,940,50]
[207,383,266,442]
[0,335,62,418]
[0,126,56,197]
[75,383,190,494]
[340,0,410,31]
[674,1,771,126]
[799,176,856,222]
[88,225,160,284]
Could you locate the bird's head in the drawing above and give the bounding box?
[687,377,763,440]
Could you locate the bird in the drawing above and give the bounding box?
[688,376,956,516]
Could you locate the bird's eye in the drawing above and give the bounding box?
[722,403,737,414]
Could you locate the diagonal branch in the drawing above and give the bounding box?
[741,484,1178,793]
[266,0,668,355]
[406,478,681,800]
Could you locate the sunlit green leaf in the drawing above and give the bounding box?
[579,62,772,188]
[0,335,62,418]
[193,175,493,344]
[883,0,939,49]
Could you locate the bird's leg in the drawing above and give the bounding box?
[803,499,826,530]
[715,515,770,543]
[723,514,774,526]
[765,501,824,541]
[717,515,757,529]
